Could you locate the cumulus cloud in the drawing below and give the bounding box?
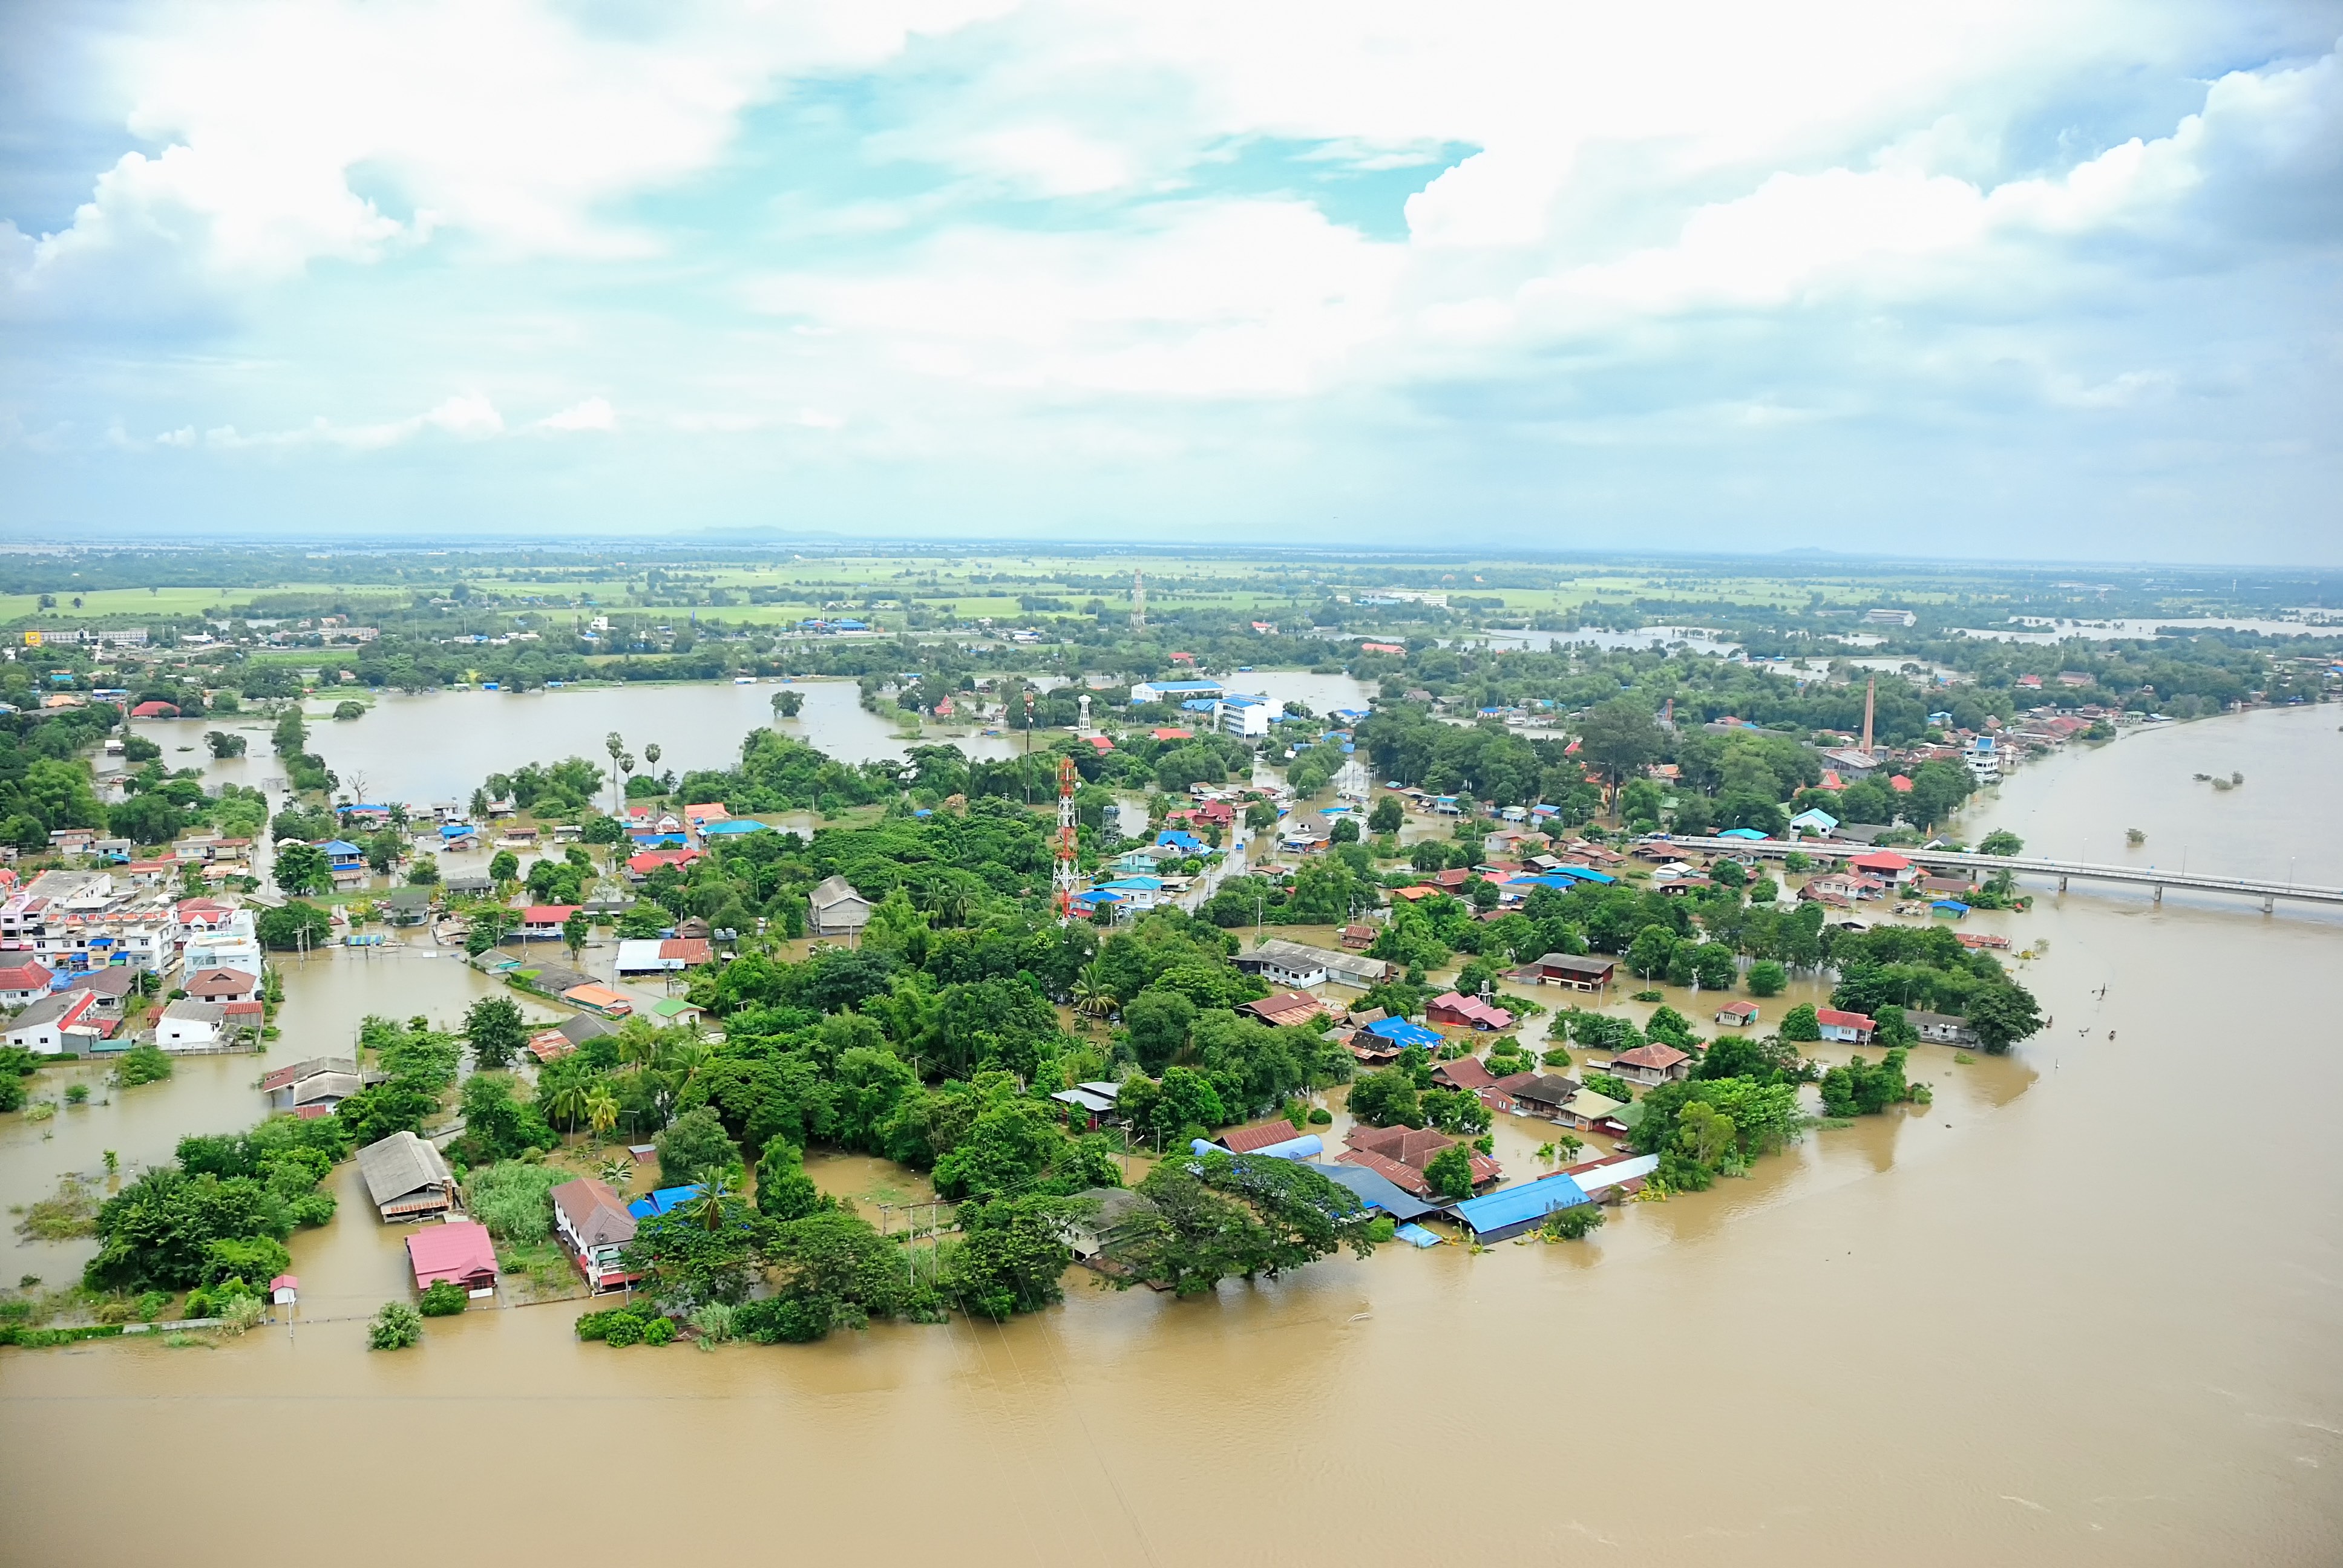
[1,1,2336,557]
[537,397,615,433]
[199,392,504,451]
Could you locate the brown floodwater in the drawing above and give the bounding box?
[7,705,2341,1566]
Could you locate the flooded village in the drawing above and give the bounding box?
[2,566,2340,1567]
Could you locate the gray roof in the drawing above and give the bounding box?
[161,998,226,1025]
[1304,1161,1439,1222]
[7,991,81,1029]
[1510,1073,1582,1107]
[356,1131,454,1210]
[558,1011,618,1046]
[289,1072,367,1106]
[65,969,137,998]
[809,875,868,910]
[1537,953,1615,975]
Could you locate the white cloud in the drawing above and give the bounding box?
[200,391,504,450]
[2,2,2337,558]
[537,397,615,433]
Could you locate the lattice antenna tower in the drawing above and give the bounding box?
[1054,755,1081,924]
[1130,570,1146,630]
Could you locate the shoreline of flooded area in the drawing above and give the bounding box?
[4,705,2339,1565]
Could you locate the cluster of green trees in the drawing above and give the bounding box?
[333,1015,461,1144]
[1823,926,2043,1053]
[84,1116,345,1296]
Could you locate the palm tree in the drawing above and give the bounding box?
[386,801,410,830]
[1071,961,1118,1027]
[586,1083,618,1145]
[545,1079,593,1134]
[595,1155,634,1189]
[617,1026,661,1071]
[605,731,625,810]
[643,743,661,789]
[686,1174,733,1232]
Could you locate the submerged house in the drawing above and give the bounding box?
[405,1220,499,1298]
[549,1177,641,1293]
[358,1131,457,1223]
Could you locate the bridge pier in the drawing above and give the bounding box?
[2154,885,2163,904]
[2264,893,2275,914]
[2058,875,2068,893]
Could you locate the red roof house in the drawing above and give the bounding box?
[185,966,258,1001]
[1217,1119,1308,1154]
[129,701,179,719]
[1242,991,1326,1029]
[1611,1042,1692,1086]
[627,848,702,877]
[1429,1055,1498,1091]
[520,905,582,934]
[405,1221,499,1296]
[1815,1008,1876,1043]
[1847,851,1913,878]
[1426,992,1515,1031]
[0,959,54,1005]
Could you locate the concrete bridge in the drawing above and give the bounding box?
[1648,835,2343,913]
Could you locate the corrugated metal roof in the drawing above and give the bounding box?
[1448,1172,1593,1236]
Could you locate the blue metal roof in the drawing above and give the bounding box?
[701,819,767,835]
[319,839,362,855]
[626,1184,706,1219]
[1306,1161,1439,1221]
[1448,1172,1593,1238]
[1363,1016,1442,1050]
[1717,828,1769,840]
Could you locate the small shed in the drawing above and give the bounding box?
[1714,1001,1760,1027]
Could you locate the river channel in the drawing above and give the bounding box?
[6,703,2339,1566]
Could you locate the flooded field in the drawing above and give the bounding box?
[126,668,1376,806]
[6,704,2339,1566]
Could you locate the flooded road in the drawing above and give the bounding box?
[7,706,2339,1566]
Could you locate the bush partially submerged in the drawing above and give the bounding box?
[367,1301,423,1350]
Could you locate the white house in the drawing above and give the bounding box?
[156,998,229,1050]
[4,989,100,1054]
[0,958,54,1007]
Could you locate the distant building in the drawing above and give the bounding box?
[807,875,872,941]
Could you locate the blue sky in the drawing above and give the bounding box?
[3,1,2339,562]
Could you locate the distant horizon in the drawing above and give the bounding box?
[4,4,2338,563]
[1,532,2339,579]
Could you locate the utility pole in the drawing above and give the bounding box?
[1130,570,1146,631]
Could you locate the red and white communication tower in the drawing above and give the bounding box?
[1054,755,1080,923]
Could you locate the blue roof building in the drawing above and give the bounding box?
[1789,808,1840,834]
[626,1184,707,1220]
[1447,1172,1593,1243]
[1363,1016,1442,1051]
[1305,1161,1439,1221]
[1716,827,1769,841]
[701,819,767,837]
[1155,830,1206,854]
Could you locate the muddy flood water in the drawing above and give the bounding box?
[8,704,2341,1567]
